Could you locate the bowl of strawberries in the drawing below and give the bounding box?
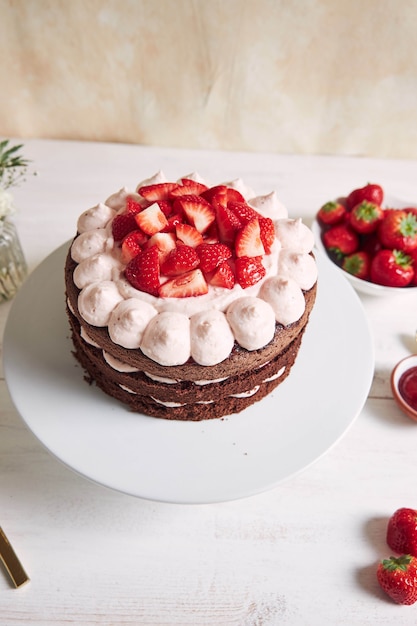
[312,182,417,296]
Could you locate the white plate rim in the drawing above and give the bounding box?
[3,242,374,504]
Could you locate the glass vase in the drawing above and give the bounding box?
[0,218,27,302]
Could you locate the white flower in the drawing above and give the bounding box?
[0,186,15,219]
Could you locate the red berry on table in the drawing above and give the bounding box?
[342,251,370,280]
[387,508,417,557]
[376,554,417,605]
[349,201,384,234]
[378,209,417,252]
[346,183,384,210]
[370,249,414,287]
[322,224,359,257]
[317,200,347,226]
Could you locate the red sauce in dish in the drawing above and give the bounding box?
[399,366,417,411]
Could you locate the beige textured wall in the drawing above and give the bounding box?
[1,0,417,158]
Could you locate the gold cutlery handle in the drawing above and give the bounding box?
[0,527,30,588]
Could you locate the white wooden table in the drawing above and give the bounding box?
[1,139,417,625]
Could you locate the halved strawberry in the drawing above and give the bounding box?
[235,218,265,257]
[125,245,160,296]
[169,180,208,197]
[160,245,200,276]
[215,202,241,245]
[228,201,258,225]
[146,232,176,263]
[196,242,232,273]
[201,185,245,206]
[258,217,275,253]
[235,256,266,288]
[201,185,228,205]
[176,223,204,248]
[174,195,215,234]
[138,182,179,202]
[126,196,143,214]
[135,203,169,236]
[159,269,208,298]
[112,213,138,242]
[121,229,147,263]
[209,261,235,289]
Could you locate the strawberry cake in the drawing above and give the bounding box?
[65,172,318,420]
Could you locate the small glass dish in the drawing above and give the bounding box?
[391,355,417,422]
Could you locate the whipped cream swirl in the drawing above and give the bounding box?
[72,173,317,365]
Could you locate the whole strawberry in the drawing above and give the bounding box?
[377,554,417,605]
[346,183,384,210]
[387,508,417,557]
[378,209,417,252]
[322,224,359,258]
[370,249,414,287]
[317,200,346,226]
[342,251,370,280]
[349,200,384,234]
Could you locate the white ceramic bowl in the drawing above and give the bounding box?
[311,219,417,297]
[391,355,417,422]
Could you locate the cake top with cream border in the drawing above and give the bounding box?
[70,171,317,367]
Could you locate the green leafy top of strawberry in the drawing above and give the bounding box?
[399,212,417,237]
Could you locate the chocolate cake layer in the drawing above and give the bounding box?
[68,303,307,420]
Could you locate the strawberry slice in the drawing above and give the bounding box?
[169,180,209,198]
[258,217,275,253]
[135,203,169,236]
[146,232,176,263]
[159,269,208,298]
[138,182,179,202]
[228,201,258,225]
[176,223,204,248]
[209,261,235,289]
[235,218,265,257]
[196,242,232,273]
[235,256,266,288]
[112,213,138,242]
[214,202,241,245]
[121,229,147,263]
[160,245,200,276]
[125,245,160,296]
[174,195,215,234]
